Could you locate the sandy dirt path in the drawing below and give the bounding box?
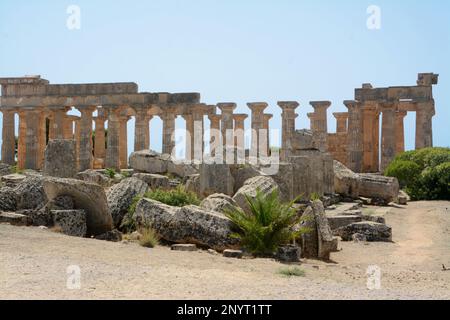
[1,201,449,300]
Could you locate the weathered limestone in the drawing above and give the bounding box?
[199,163,234,197]
[278,101,299,161]
[380,103,397,172]
[133,107,150,152]
[52,210,87,237]
[1,110,15,165]
[395,111,407,154]
[362,103,379,173]
[247,102,268,159]
[200,193,238,214]
[233,114,247,164]
[415,101,435,150]
[310,101,331,152]
[333,112,348,133]
[162,112,176,155]
[218,103,236,162]
[94,114,106,160]
[233,176,279,214]
[77,107,95,171]
[43,140,77,178]
[344,100,363,173]
[208,114,222,158]
[104,106,121,170]
[119,115,129,169]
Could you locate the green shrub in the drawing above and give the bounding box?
[385,147,450,200]
[385,160,421,188]
[105,168,117,179]
[224,190,309,257]
[139,225,160,248]
[120,196,142,233]
[145,186,200,207]
[277,267,305,277]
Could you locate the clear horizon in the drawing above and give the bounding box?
[1,0,449,156]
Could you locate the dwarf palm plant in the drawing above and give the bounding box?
[225,190,308,256]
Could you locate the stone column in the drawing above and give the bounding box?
[247,102,268,159]
[1,109,16,165]
[192,106,205,163]
[74,119,81,170]
[37,112,47,169]
[372,111,380,172]
[333,112,348,133]
[278,101,299,161]
[76,107,95,171]
[307,113,316,131]
[17,112,27,170]
[233,114,248,164]
[63,115,73,139]
[182,114,194,161]
[362,103,378,173]
[380,103,397,172]
[104,106,121,170]
[310,101,331,152]
[344,100,363,173]
[52,108,68,139]
[134,107,150,152]
[218,103,236,162]
[208,114,221,158]
[94,115,106,160]
[119,115,129,169]
[415,101,434,149]
[162,112,176,155]
[262,114,273,157]
[395,111,407,155]
[24,109,41,170]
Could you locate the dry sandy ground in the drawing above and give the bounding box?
[1,201,449,300]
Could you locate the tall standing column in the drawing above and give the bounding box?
[94,115,106,160]
[362,103,378,172]
[77,107,95,171]
[208,114,221,158]
[63,115,73,139]
[372,111,380,172]
[182,114,194,161]
[162,112,176,155]
[395,111,407,155]
[278,102,299,161]
[380,103,397,172]
[104,106,121,170]
[344,100,363,173]
[52,108,68,139]
[307,113,316,132]
[1,109,16,165]
[37,112,47,169]
[24,109,41,170]
[310,101,331,152]
[17,112,27,170]
[415,101,434,149]
[247,102,268,159]
[262,114,273,157]
[333,112,348,133]
[218,103,236,162]
[233,114,248,164]
[119,115,129,169]
[134,107,150,152]
[192,106,205,163]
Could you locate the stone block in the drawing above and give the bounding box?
[52,210,87,237]
[43,140,77,178]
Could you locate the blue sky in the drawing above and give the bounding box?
[0,0,449,155]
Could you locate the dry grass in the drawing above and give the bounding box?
[139,226,160,248]
[277,267,306,277]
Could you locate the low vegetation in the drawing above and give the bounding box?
[277,267,306,277]
[225,190,309,257]
[139,225,160,248]
[385,147,450,200]
[120,196,141,233]
[105,168,117,179]
[145,186,200,207]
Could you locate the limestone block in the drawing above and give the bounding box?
[76,170,111,187]
[134,199,239,251]
[106,177,149,227]
[43,140,77,178]
[199,164,234,197]
[1,174,26,188]
[232,176,279,214]
[129,150,168,174]
[14,176,48,210]
[42,177,113,236]
[0,212,32,226]
[0,186,17,212]
[52,210,87,237]
[335,221,392,242]
[230,165,263,193]
[200,193,238,214]
[133,173,170,190]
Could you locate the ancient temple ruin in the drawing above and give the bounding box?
[0,73,438,173]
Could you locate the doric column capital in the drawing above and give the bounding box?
[307,112,316,120]
[263,114,273,121]
[76,105,97,114]
[310,101,331,110]
[344,100,361,110]
[396,110,408,118]
[233,114,248,122]
[217,103,237,114]
[333,112,349,120]
[247,102,268,113]
[278,101,299,111]
[208,114,222,122]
